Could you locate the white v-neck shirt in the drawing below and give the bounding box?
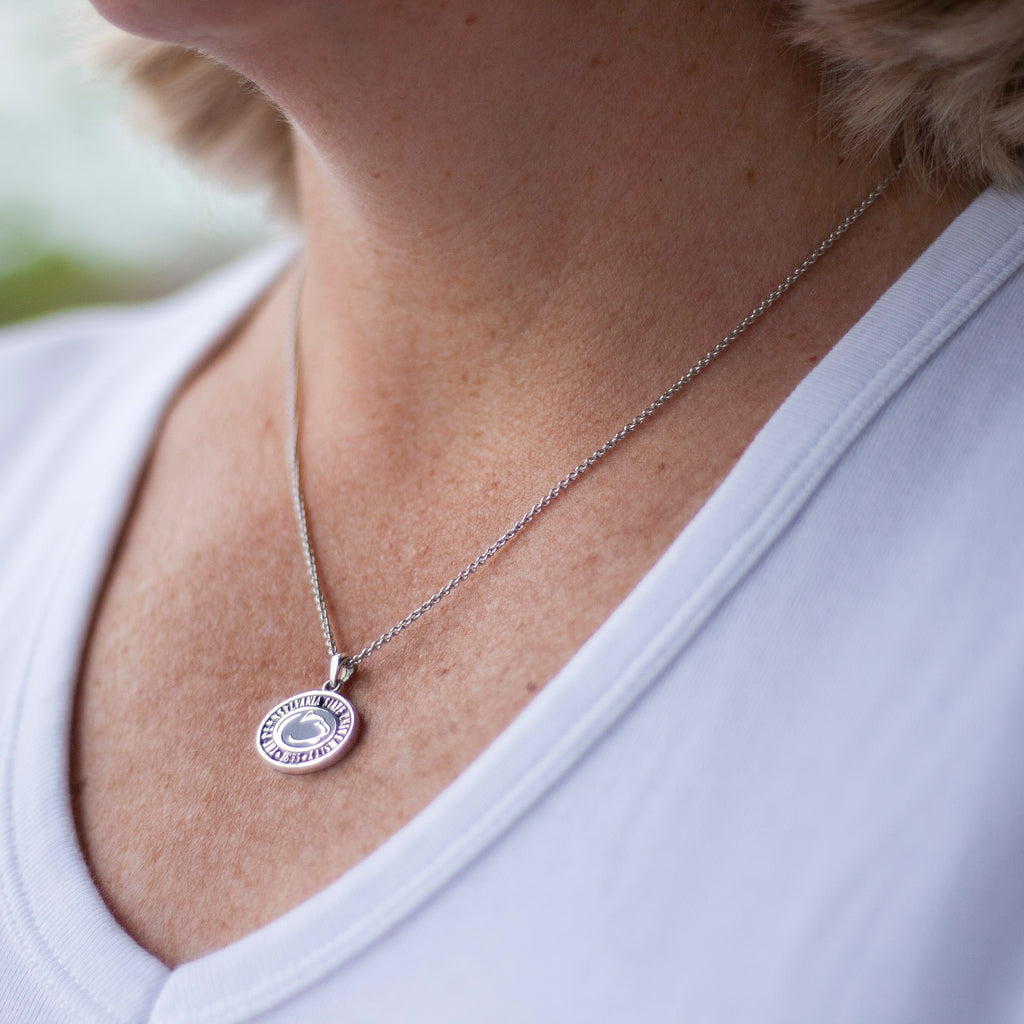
[3,188,1024,1024]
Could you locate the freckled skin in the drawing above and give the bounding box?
[74,0,971,966]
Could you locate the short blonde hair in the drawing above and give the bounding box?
[99,33,296,215]
[100,0,1024,209]
[791,0,1024,188]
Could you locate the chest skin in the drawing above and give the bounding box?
[69,214,933,965]
[71,399,762,959]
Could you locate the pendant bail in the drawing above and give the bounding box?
[326,652,356,692]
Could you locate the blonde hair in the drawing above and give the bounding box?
[99,33,296,214]
[789,0,1024,188]
[100,0,1024,208]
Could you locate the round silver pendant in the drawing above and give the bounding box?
[257,690,360,774]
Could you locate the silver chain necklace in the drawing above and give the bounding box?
[256,165,902,773]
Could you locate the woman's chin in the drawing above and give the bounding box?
[86,0,270,47]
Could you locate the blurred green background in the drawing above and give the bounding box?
[0,0,276,328]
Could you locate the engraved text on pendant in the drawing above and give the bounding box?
[257,690,360,773]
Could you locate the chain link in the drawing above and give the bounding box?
[289,164,903,675]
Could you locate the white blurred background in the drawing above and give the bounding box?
[0,0,276,325]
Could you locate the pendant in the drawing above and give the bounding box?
[257,656,360,773]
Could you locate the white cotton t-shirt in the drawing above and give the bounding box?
[2,188,1024,1024]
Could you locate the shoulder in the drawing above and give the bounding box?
[1,244,292,411]
[0,244,294,571]
[0,304,150,463]
[0,243,295,464]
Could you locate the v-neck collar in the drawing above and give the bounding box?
[6,189,1024,1024]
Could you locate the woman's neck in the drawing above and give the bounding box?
[214,0,967,464]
